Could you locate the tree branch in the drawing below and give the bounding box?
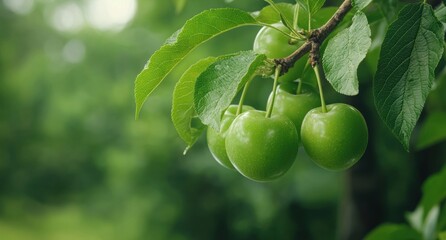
[276,0,353,73]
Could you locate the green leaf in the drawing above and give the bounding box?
[194,51,266,130]
[407,205,441,240]
[352,0,372,11]
[300,7,338,29]
[174,0,186,13]
[423,206,440,240]
[421,166,446,220]
[134,8,258,117]
[416,112,446,150]
[171,57,217,152]
[435,4,446,23]
[440,231,446,240]
[375,0,399,22]
[373,3,444,151]
[322,11,371,96]
[365,224,422,240]
[254,3,294,25]
[295,0,325,15]
[254,5,336,30]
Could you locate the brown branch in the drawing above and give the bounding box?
[276,0,353,73]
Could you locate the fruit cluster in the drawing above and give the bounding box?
[206,24,368,182]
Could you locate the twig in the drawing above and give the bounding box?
[275,0,352,74]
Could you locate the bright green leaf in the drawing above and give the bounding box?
[253,3,294,25]
[254,5,337,30]
[171,57,217,153]
[352,0,372,11]
[174,0,186,13]
[134,8,258,117]
[300,7,338,29]
[322,11,371,96]
[406,206,423,232]
[373,4,444,151]
[416,112,446,150]
[423,206,440,240]
[194,51,266,130]
[440,231,446,240]
[365,224,422,240]
[421,166,446,220]
[295,0,325,15]
[407,205,441,240]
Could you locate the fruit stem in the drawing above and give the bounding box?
[293,4,300,31]
[313,64,327,113]
[237,78,253,115]
[258,23,303,41]
[308,11,312,31]
[264,0,303,38]
[296,80,303,95]
[266,65,282,118]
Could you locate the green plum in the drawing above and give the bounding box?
[301,103,368,171]
[225,110,299,181]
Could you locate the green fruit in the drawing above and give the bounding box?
[301,103,368,171]
[268,81,320,134]
[225,110,299,181]
[253,23,307,83]
[207,105,254,169]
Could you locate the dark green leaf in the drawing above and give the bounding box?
[323,11,371,96]
[416,112,446,150]
[365,224,422,240]
[171,57,217,152]
[374,0,399,22]
[194,51,266,130]
[373,3,444,151]
[134,8,257,117]
[421,166,446,219]
[295,0,325,15]
[352,0,372,11]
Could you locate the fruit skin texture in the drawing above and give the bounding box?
[301,103,368,171]
[253,23,306,83]
[225,110,299,181]
[207,105,254,169]
[268,82,320,134]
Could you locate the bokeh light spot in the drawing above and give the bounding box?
[50,2,84,33]
[62,40,86,64]
[85,0,137,32]
[3,0,34,15]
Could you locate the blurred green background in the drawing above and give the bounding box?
[1,0,446,239]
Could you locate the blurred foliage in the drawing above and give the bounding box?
[0,0,445,240]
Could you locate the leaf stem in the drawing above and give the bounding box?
[266,65,282,118]
[237,79,253,115]
[308,11,312,31]
[313,64,327,113]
